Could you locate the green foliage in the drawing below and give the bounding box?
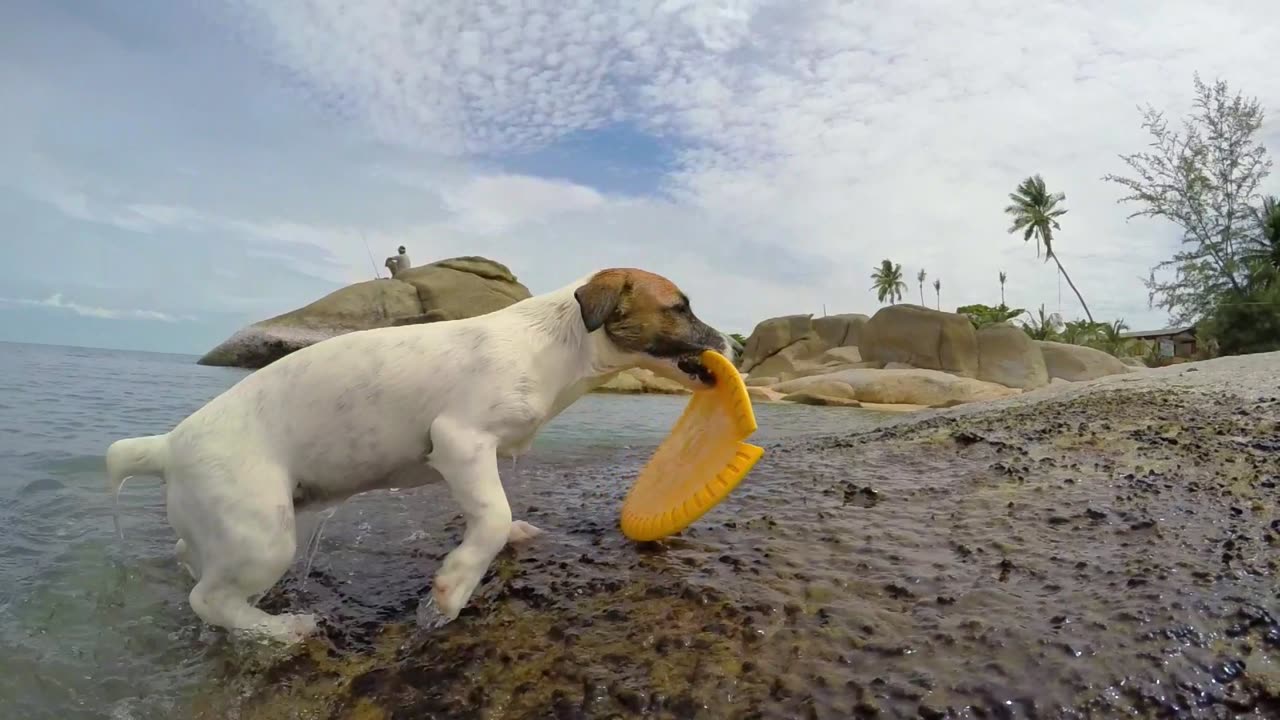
[729,333,747,347]
[870,259,908,305]
[956,303,1026,329]
[1020,305,1062,341]
[1200,276,1280,356]
[1091,319,1141,357]
[1004,174,1094,321]
[1104,74,1273,325]
[1060,320,1101,346]
[1246,195,1280,279]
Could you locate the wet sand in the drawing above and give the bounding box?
[196,354,1279,719]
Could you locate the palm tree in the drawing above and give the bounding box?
[1096,319,1137,357]
[932,278,941,310]
[1247,195,1280,284]
[998,271,1007,306]
[917,269,927,306]
[1020,304,1061,341]
[871,259,908,304]
[1061,320,1102,346]
[1004,174,1095,322]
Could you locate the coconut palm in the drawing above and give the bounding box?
[871,259,908,305]
[1004,174,1095,322]
[1247,195,1280,283]
[998,271,1008,305]
[1061,320,1102,346]
[1021,305,1062,341]
[1095,319,1138,357]
[917,269,927,305]
[932,278,941,310]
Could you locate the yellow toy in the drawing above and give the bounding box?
[620,349,764,541]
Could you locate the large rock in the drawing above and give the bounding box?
[772,368,1020,407]
[594,369,689,395]
[861,305,980,377]
[739,314,814,372]
[198,256,532,368]
[745,333,830,382]
[781,392,863,407]
[813,313,869,349]
[1037,341,1129,382]
[815,346,864,366]
[976,323,1049,390]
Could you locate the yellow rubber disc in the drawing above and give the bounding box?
[620,349,764,541]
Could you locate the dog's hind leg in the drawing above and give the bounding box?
[426,419,512,621]
[181,463,317,643]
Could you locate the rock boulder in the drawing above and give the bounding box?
[861,305,980,377]
[594,369,690,395]
[813,313,869,349]
[198,256,532,368]
[1038,341,1129,382]
[739,314,815,372]
[976,323,1049,390]
[772,368,1020,407]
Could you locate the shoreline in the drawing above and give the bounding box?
[193,350,1280,719]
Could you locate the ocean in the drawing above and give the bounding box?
[0,341,897,719]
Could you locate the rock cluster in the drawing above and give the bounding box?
[737,304,1135,409]
[197,262,1138,404]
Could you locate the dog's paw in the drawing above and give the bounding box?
[431,563,485,621]
[247,612,319,645]
[507,520,544,544]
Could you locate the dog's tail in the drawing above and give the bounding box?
[105,434,169,541]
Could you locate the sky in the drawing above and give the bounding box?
[2,0,1279,355]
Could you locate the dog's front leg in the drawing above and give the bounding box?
[426,419,512,621]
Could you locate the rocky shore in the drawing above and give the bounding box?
[193,351,1279,720]
[195,259,1141,404]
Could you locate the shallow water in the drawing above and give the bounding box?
[0,341,898,719]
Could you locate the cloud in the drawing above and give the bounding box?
[441,174,606,234]
[0,293,181,322]
[215,0,1280,331]
[6,0,1280,357]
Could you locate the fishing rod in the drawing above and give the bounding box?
[360,233,378,278]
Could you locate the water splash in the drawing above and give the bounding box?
[414,594,451,631]
[299,507,337,591]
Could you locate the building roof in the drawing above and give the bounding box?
[1119,325,1197,340]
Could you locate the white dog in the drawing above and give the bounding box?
[106,268,737,642]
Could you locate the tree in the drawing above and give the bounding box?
[998,271,1008,305]
[932,278,941,310]
[1004,174,1095,322]
[956,303,1025,329]
[1246,195,1280,282]
[1020,304,1062,341]
[917,269,927,305]
[1103,74,1273,324]
[1093,319,1139,357]
[1201,282,1280,355]
[871,259,907,305]
[1061,319,1102,346]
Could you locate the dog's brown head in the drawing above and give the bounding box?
[574,268,737,388]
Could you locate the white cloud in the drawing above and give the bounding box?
[11,0,1280,349]
[441,174,606,234]
[0,294,180,322]
[210,0,1280,332]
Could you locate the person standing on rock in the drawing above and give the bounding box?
[384,245,411,278]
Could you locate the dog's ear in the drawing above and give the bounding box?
[574,272,627,332]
